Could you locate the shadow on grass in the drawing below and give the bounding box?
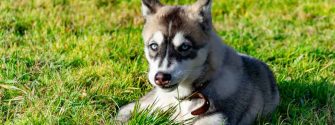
[258,79,335,124]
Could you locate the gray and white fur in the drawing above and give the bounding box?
[116,0,280,124]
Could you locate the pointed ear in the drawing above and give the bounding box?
[189,0,213,30]
[141,0,163,17]
[190,0,212,19]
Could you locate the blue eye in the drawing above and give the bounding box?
[179,43,192,51]
[149,43,159,51]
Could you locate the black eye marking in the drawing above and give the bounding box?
[178,43,192,52]
[149,43,159,51]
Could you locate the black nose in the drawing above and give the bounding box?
[155,72,172,86]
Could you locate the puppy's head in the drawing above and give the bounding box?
[141,0,213,92]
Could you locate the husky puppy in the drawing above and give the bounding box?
[116,0,280,124]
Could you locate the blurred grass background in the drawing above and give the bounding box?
[0,0,334,124]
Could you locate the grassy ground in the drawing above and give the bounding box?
[0,0,334,124]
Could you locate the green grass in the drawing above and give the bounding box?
[0,0,334,124]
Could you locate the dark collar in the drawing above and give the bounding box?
[177,80,211,115]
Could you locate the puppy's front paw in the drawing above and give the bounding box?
[115,111,132,123]
[115,102,136,123]
[116,114,131,123]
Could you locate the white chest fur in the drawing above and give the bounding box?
[152,91,205,123]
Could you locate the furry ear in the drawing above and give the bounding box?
[141,0,163,17]
[190,0,212,19]
[190,0,213,30]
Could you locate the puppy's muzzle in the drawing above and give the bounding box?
[154,72,171,87]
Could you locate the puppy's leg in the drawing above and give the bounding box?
[194,113,227,125]
[115,102,135,123]
[115,88,157,123]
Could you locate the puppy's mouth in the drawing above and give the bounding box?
[160,84,178,91]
